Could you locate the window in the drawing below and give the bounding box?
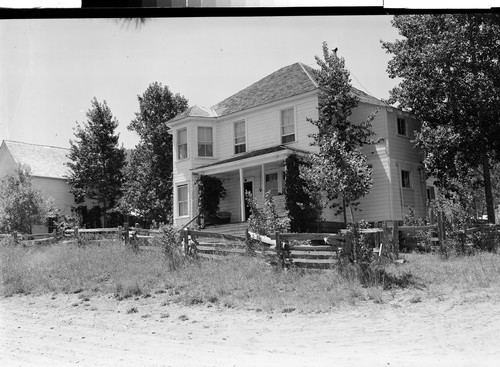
[177,185,188,217]
[427,186,436,201]
[401,170,411,188]
[198,127,213,157]
[234,120,246,154]
[397,117,407,136]
[265,172,279,197]
[281,108,295,144]
[177,128,188,160]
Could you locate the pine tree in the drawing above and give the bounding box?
[67,98,126,227]
[120,82,188,223]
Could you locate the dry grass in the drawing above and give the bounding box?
[2,239,500,311]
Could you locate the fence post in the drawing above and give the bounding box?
[118,226,123,243]
[13,231,18,245]
[275,231,282,268]
[124,222,129,245]
[437,211,446,252]
[74,226,80,246]
[183,228,190,256]
[344,231,353,261]
[381,221,388,256]
[392,221,399,257]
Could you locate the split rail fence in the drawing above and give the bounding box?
[182,217,453,269]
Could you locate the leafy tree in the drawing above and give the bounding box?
[120,82,188,223]
[301,42,377,223]
[67,98,126,227]
[382,14,500,223]
[0,165,55,234]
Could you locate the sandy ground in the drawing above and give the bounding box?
[1,291,499,367]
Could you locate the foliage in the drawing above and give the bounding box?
[382,14,500,222]
[119,82,188,223]
[301,42,377,222]
[196,175,227,218]
[347,220,375,264]
[0,165,55,234]
[246,191,290,236]
[284,154,323,232]
[72,205,104,229]
[400,207,431,253]
[150,223,185,271]
[67,98,126,227]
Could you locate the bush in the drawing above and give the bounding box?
[150,224,185,270]
[400,207,431,253]
[246,191,290,236]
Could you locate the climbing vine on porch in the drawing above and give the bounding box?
[195,175,227,219]
[285,154,323,232]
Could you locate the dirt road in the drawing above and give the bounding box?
[1,291,499,366]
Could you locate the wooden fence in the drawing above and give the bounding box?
[0,224,160,249]
[181,229,247,260]
[182,219,453,269]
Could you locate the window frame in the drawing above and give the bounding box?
[401,170,412,189]
[397,117,408,137]
[177,128,188,160]
[234,120,246,155]
[265,170,284,197]
[197,126,213,158]
[177,184,189,217]
[280,107,296,144]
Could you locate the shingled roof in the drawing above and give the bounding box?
[3,140,70,179]
[169,62,385,123]
[212,63,319,117]
[169,105,218,123]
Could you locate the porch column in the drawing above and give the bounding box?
[261,164,265,199]
[239,168,245,222]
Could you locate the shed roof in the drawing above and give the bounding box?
[3,140,70,179]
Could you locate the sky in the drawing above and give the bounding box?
[1,15,404,149]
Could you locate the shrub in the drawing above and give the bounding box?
[150,224,185,270]
[400,207,431,253]
[246,191,290,236]
[196,175,226,223]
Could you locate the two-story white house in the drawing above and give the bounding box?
[167,62,429,229]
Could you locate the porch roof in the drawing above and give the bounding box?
[191,145,309,175]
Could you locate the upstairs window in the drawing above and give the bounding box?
[234,120,246,154]
[397,117,407,136]
[281,108,295,144]
[177,128,188,160]
[401,170,411,188]
[198,127,213,157]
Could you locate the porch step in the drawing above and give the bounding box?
[201,222,248,237]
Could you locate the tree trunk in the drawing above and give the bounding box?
[482,155,496,223]
[103,198,108,228]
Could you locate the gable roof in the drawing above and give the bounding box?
[169,62,385,123]
[2,140,70,179]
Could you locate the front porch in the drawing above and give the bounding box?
[192,145,303,224]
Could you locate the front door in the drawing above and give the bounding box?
[243,181,253,221]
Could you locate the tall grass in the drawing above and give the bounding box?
[2,239,500,311]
